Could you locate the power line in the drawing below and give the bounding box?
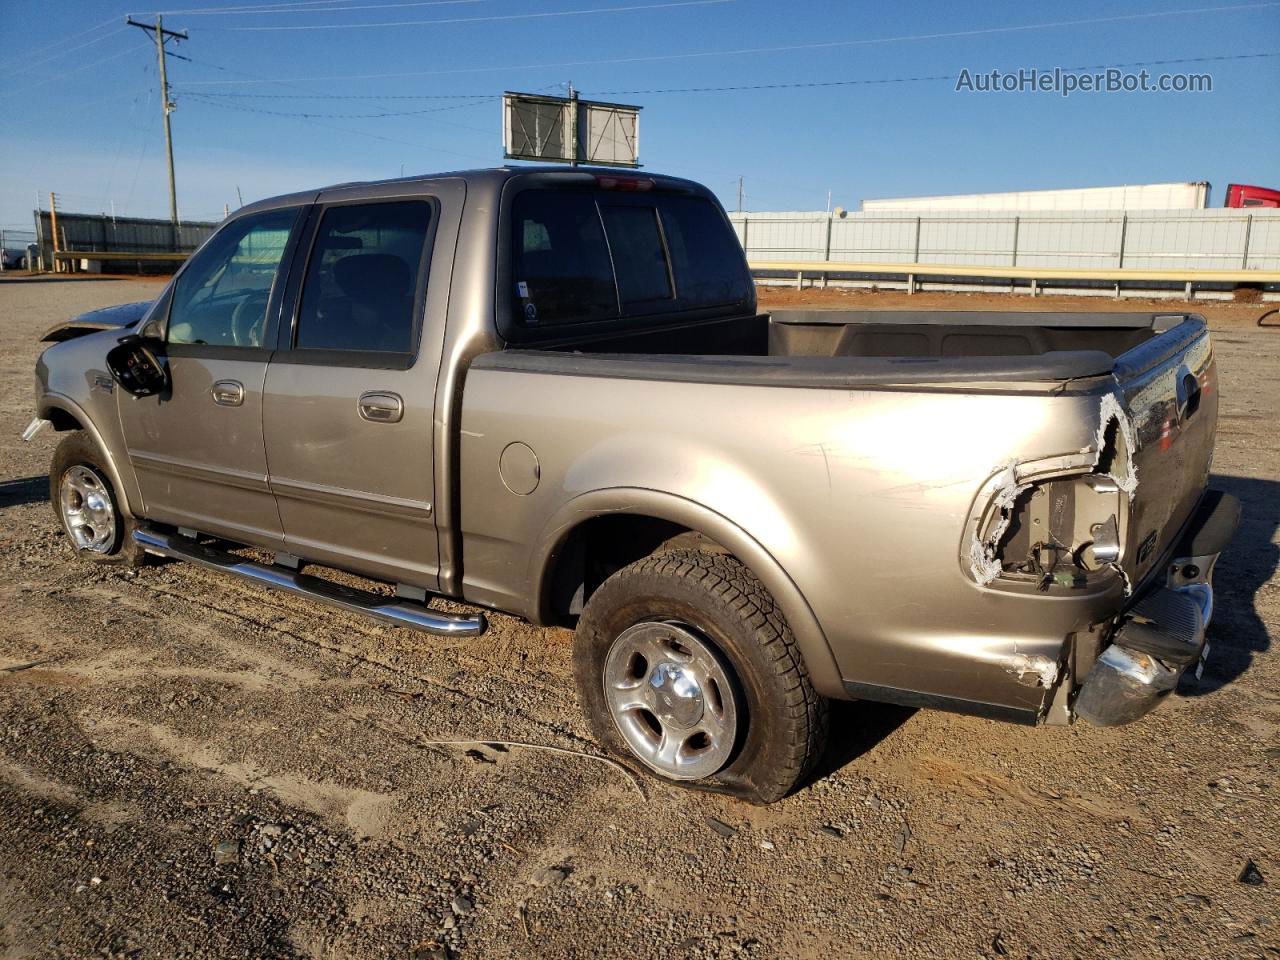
[162,0,483,14]
[224,0,733,30]
[174,0,1280,84]
[154,0,455,12]
[173,89,493,98]
[591,51,1280,95]
[11,43,152,94]
[7,25,130,74]
[170,50,1280,105]
[0,17,119,71]
[181,90,491,118]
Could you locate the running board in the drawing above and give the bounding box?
[133,527,486,637]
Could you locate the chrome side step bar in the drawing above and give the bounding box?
[133,526,486,637]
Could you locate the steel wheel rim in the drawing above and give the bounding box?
[59,465,116,553]
[603,620,739,781]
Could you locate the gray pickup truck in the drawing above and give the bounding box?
[27,167,1239,803]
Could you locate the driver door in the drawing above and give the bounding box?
[117,205,306,546]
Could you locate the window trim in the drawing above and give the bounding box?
[495,182,753,346]
[272,195,440,370]
[162,205,305,360]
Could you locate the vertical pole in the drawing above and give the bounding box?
[1241,214,1253,269]
[33,203,43,272]
[155,16,179,238]
[1117,213,1128,269]
[736,176,743,213]
[0,228,6,271]
[912,216,922,263]
[49,192,59,273]
[567,85,579,167]
[823,211,833,288]
[1010,215,1020,293]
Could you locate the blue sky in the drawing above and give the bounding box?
[2,0,1278,234]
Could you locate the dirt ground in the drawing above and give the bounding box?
[1,276,1276,959]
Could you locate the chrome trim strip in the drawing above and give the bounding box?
[130,451,270,493]
[133,526,483,637]
[269,475,432,520]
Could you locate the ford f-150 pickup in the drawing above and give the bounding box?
[27,167,1239,803]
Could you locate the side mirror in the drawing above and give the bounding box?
[106,335,169,398]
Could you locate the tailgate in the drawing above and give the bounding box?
[1112,316,1217,588]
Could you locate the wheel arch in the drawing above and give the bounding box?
[530,487,845,698]
[39,393,138,519]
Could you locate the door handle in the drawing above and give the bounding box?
[211,380,245,407]
[358,391,403,423]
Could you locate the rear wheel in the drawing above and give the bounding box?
[574,550,827,804]
[49,431,145,567]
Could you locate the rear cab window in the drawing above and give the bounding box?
[504,181,751,338]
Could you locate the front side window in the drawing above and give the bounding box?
[168,208,298,347]
[295,200,432,354]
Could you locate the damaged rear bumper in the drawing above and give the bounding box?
[1074,489,1240,726]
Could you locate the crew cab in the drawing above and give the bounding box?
[27,167,1239,803]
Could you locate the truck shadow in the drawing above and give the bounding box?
[1178,473,1278,696]
[0,476,48,509]
[801,700,917,789]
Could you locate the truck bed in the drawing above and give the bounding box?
[464,307,1217,715]
[486,310,1198,388]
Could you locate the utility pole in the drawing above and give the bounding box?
[567,83,579,167]
[736,177,744,213]
[126,15,187,243]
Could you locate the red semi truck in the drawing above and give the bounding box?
[1225,183,1280,208]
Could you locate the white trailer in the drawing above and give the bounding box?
[861,182,1211,213]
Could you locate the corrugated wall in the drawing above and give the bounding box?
[728,208,1280,273]
[33,210,218,269]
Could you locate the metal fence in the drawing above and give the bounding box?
[33,210,219,272]
[729,208,1280,273]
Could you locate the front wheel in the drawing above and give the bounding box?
[49,431,145,567]
[573,550,828,804]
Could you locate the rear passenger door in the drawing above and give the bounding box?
[262,185,458,590]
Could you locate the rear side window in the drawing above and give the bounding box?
[295,200,432,354]
[510,189,748,328]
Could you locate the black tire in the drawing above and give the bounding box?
[49,431,146,567]
[574,549,828,804]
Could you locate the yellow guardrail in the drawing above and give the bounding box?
[53,251,189,262]
[748,259,1280,288]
